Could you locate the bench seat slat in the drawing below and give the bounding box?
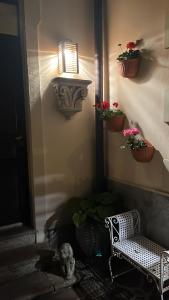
[114,235,169,280]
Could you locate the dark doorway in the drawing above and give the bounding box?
[0,25,30,225]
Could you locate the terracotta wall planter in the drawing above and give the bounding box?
[131,140,154,162]
[118,57,141,78]
[106,115,125,132]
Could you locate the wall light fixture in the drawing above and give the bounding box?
[58,40,79,74]
[51,40,92,119]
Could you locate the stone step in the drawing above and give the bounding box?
[0,271,54,300]
[0,226,35,253]
[0,226,36,283]
[0,245,37,267]
[0,255,38,286]
[0,244,37,266]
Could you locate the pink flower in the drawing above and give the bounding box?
[122,128,140,137]
[130,128,140,135]
[122,129,133,137]
[102,100,110,110]
[113,102,119,108]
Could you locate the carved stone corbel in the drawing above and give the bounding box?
[51,77,92,119]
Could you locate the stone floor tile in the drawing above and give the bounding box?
[34,288,80,300]
[45,273,77,290]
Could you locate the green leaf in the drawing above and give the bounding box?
[72,212,80,227]
[72,211,87,227]
[78,213,87,225]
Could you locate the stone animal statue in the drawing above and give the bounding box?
[59,243,75,280]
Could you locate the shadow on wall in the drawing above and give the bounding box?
[38,83,95,236]
[45,196,79,229]
[107,125,169,191]
[109,54,169,165]
[36,18,95,235]
[132,49,157,84]
[26,48,47,236]
[41,81,95,194]
[28,51,95,237]
[44,195,86,250]
[44,188,124,251]
[112,33,168,84]
[44,176,94,219]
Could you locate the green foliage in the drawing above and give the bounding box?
[117,49,140,61]
[121,136,147,150]
[127,136,146,150]
[94,101,124,121]
[97,109,123,121]
[72,192,116,227]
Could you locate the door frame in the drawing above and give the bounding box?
[0,0,35,228]
[18,0,47,242]
[17,0,35,229]
[0,0,47,242]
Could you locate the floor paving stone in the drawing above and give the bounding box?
[34,288,80,300]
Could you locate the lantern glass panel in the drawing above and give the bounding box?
[58,41,79,74]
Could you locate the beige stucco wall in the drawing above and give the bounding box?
[107,0,169,193]
[38,0,95,223]
[23,0,95,240]
[0,3,18,36]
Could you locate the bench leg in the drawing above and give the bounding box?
[109,252,136,284]
[109,255,114,283]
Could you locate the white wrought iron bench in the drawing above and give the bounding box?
[105,209,169,300]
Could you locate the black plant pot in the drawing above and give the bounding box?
[75,220,110,258]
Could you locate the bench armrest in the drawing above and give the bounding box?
[160,251,169,290]
[105,209,140,245]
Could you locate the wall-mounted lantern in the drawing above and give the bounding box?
[51,40,92,119]
[58,40,79,74]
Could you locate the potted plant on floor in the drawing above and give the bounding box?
[121,127,154,162]
[94,100,125,132]
[117,41,141,78]
[72,193,117,258]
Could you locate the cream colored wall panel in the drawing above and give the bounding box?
[38,0,95,224]
[107,0,169,193]
[165,13,169,49]
[0,3,18,36]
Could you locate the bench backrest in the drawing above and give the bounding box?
[105,209,141,245]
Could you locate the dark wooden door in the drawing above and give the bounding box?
[0,34,30,226]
